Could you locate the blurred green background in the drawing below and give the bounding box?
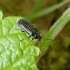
[0,0,70,70]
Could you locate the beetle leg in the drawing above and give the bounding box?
[22,30,24,32]
[28,35,31,38]
[32,37,35,40]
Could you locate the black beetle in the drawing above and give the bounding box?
[18,19,41,41]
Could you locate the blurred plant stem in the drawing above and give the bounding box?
[40,7,70,57]
[24,0,70,20]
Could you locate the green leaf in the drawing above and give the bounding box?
[0,11,40,70]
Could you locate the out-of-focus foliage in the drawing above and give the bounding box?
[38,7,70,70]
[0,0,70,70]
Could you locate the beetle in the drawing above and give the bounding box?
[17,19,64,42]
[18,19,41,41]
